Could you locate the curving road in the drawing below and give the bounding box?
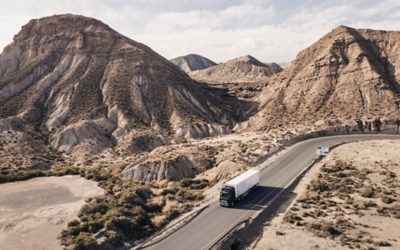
[144,134,400,250]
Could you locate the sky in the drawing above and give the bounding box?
[0,0,400,63]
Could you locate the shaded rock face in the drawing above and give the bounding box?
[120,155,212,181]
[120,145,215,181]
[189,55,283,84]
[170,54,217,73]
[248,26,400,131]
[0,14,243,167]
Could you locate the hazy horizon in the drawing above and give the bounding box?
[1,0,400,63]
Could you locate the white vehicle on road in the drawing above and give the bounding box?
[220,169,259,207]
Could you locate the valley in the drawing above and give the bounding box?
[0,10,399,250]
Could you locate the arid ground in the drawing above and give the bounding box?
[254,140,400,250]
[0,176,103,250]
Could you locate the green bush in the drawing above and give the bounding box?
[145,203,163,213]
[178,178,210,189]
[283,212,303,224]
[79,202,108,217]
[381,195,395,204]
[107,230,123,246]
[309,179,330,192]
[323,224,342,236]
[166,207,181,221]
[308,221,342,237]
[74,232,98,250]
[161,188,176,196]
[68,220,80,227]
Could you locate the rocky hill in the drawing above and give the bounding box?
[0,14,245,169]
[170,54,217,73]
[2,18,400,179]
[189,55,282,99]
[246,26,400,132]
[189,55,282,84]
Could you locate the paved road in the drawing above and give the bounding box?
[145,134,400,250]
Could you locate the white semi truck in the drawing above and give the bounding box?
[220,169,260,207]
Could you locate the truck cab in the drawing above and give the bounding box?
[219,169,260,208]
[220,185,235,207]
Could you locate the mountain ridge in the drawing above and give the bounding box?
[245,25,400,132]
[189,54,283,84]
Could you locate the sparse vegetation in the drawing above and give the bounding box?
[0,166,80,183]
[0,165,209,249]
[281,145,400,249]
[308,221,342,237]
[58,168,209,249]
[283,211,303,224]
[381,195,395,204]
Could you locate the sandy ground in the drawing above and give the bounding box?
[0,175,104,250]
[254,140,400,250]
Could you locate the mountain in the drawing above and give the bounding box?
[189,55,283,84]
[0,14,243,169]
[246,26,400,132]
[278,62,290,68]
[170,54,217,73]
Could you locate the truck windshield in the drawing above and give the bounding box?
[220,186,235,200]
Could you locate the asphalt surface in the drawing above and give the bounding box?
[145,134,400,250]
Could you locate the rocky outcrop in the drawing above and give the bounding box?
[174,123,229,139]
[170,54,217,73]
[120,145,215,181]
[247,26,400,131]
[0,14,245,168]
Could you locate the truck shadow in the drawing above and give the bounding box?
[218,185,298,250]
[216,161,320,250]
[230,185,284,211]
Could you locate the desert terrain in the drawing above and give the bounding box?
[0,12,400,250]
[254,140,400,250]
[0,176,103,250]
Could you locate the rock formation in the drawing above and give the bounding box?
[121,26,400,182]
[247,26,400,132]
[170,54,217,73]
[189,55,282,84]
[1,17,400,181]
[188,55,282,99]
[0,14,243,168]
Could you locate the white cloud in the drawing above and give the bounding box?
[0,0,399,63]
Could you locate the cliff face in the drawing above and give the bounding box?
[247,26,400,131]
[170,54,217,73]
[0,14,241,168]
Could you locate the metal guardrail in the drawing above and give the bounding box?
[207,217,250,250]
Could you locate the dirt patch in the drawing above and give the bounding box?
[0,175,103,250]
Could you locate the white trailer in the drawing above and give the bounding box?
[220,169,260,207]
